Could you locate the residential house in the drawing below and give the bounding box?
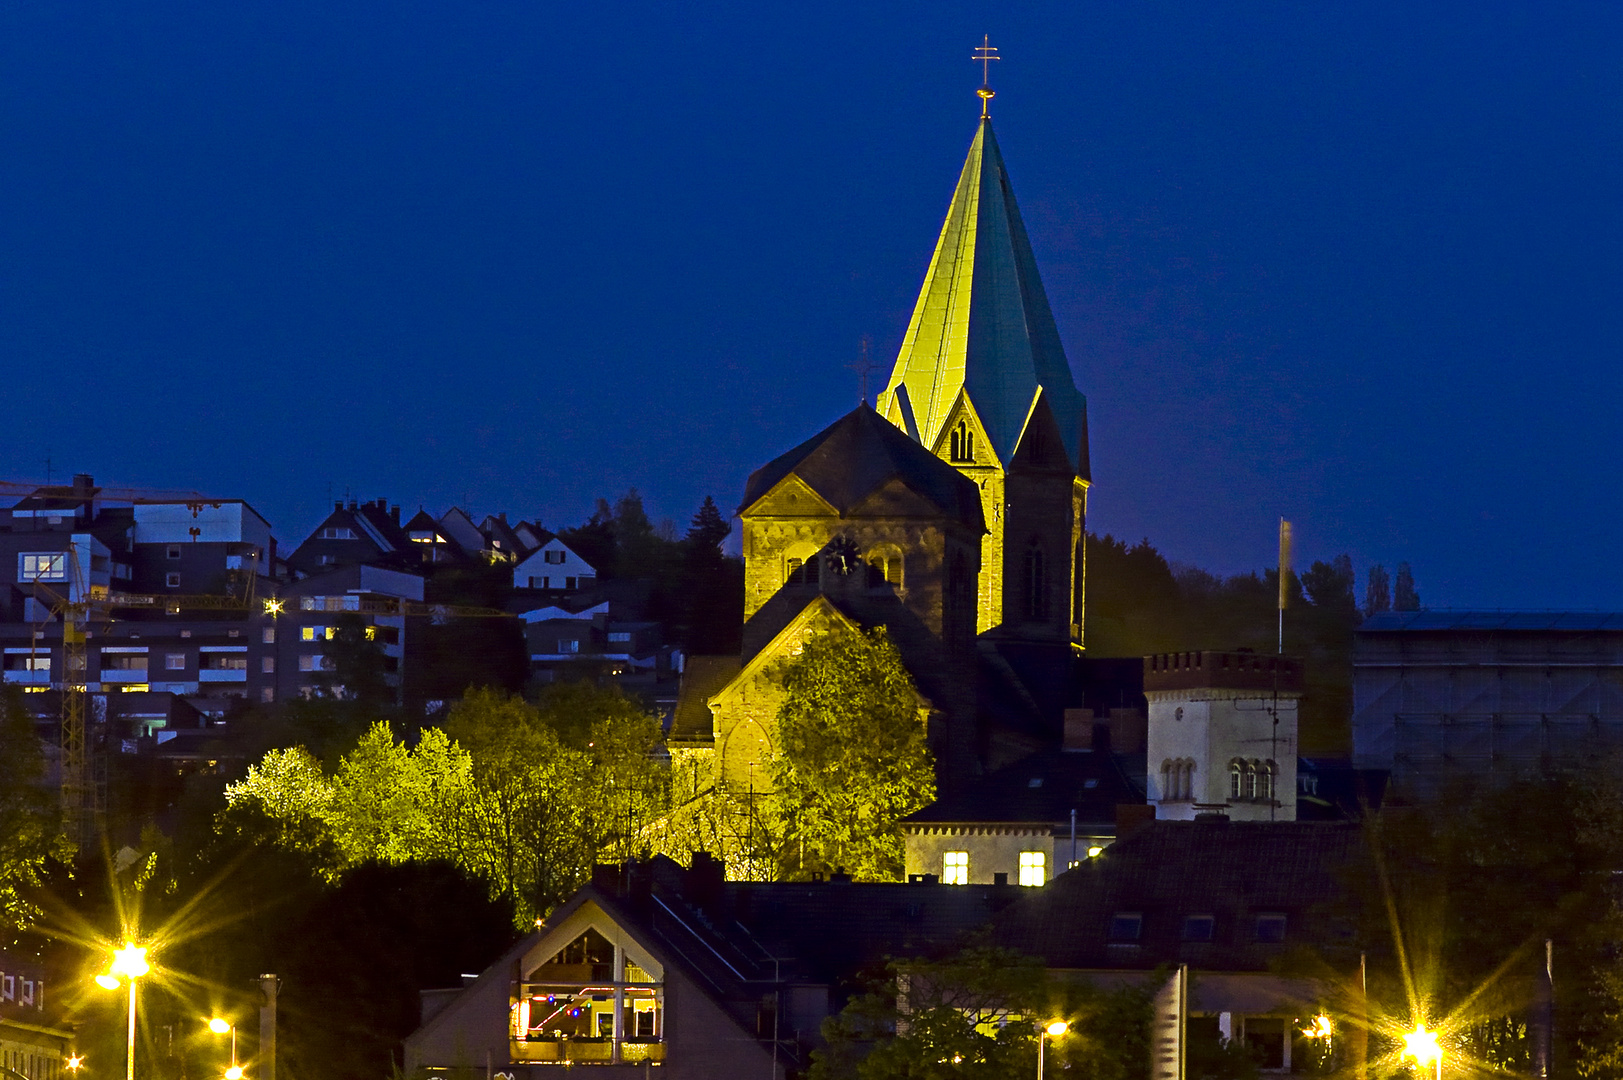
[513,533,598,593]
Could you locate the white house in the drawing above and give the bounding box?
[512,533,597,591]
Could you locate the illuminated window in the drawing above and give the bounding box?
[1230,760,1244,800]
[298,655,320,672]
[1259,760,1277,802]
[263,626,276,644]
[1018,851,1046,887]
[18,554,67,581]
[261,657,275,673]
[942,851,969,884]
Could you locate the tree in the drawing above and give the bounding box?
[319,612,393,706]
[1302,555,1356,615]
[1394,562,1420,611]
[0,687,64,931]
[1364,565,1392,617]
[810,945,1155,1080]
[685,495,730,556]
[771,625,936,881]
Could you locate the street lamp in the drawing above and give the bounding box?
[210,1018,244,1080]
[1037,1019,1068,1080]
[1403,1024,1443,1080]
[95,943,151,1080]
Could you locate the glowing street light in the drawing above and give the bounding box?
[210,1017,243,1080]
[96,943,152,1080]
[1037,1019,1069,1079]
[65,1054,84,1074]
[1403,1024,1443,1080]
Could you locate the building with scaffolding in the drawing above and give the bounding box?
[1352,611,1623,795]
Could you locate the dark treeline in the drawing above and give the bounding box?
[1086,534,1419,753]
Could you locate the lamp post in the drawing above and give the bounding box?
[1037,1019,1068,1080]
[94,943,151,1080]
[210,1018,244,1080]
[1403,1024,1443,1080]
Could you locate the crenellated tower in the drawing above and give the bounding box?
[876,116,1091,648]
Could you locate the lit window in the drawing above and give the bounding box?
[942,851,969,885]
[1018,851,1046,887]
[261,657,275,673]
[18,553,67,581]
[165,653,185,670]
[302,626,316,641]
[298,655,319,672]
[1182,915,1215,942]
[1230,760,1244,800]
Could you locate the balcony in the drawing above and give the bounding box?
[199,669,248,683]
[509,1038,664,1065]
[2,670,49,685]
[101,669,149,683]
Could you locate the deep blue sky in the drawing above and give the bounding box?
[3,2,1621,609]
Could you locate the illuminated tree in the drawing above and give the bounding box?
[771,625,935,881]
[0,687,65,929]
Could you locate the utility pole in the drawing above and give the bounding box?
[259,974,281,1080]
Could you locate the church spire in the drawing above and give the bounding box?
[877,117,1089,480]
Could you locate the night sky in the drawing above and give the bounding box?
[3,2,1620,609]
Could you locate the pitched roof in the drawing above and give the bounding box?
[739,404,984,531]
[903,747,1140,831]
[877,118,1089,477]
[667,655,741,744]
[991,820,1365,970]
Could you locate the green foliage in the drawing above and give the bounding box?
[1083,533,1362,753]
[810,945,1154,1080]
[0,687,65,931]
[772,625,935,881]
[1342,767,1623,1079]
[223,683,669,925]
[318,612,394,706]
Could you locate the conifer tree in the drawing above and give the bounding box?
[1364,564,1392,617]
[1394,562,1420,611]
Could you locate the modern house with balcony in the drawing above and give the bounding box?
[406,855,1015,1078]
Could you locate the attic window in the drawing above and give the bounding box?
[542,927,614,974]
[1027,777,1043,788]
[544,549,567,564]
[949,420,976,463]
[1255,914,1287,943]
[1083,778,1099,789]
[1108,913,1142,941]
[1182,915,1215,942]
[320,527,356,540]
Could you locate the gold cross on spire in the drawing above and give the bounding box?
[973,35,1000,117]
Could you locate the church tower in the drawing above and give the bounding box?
[876,116,1091,648]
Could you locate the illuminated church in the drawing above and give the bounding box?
[670,107,1092,796]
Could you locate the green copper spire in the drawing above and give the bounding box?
[878,118,1089,479]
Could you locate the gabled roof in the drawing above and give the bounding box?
[740,405,984,531]
[991,820,1364,970]
[877,118,1089,477]
[903,747,1140,831]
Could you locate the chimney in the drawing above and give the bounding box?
[390,505,400,525]
[1062,709,1093,750]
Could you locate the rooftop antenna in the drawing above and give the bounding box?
[845,335,878,405]
[973,35,1000,117]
